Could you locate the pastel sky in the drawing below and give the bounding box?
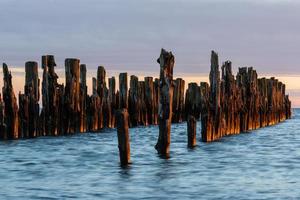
[0,0,300,106]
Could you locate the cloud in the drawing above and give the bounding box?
[1,0,300,106]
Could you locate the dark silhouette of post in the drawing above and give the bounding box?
[155,48,175,157]
[187,115,196,148]
[2,63,19,139]
[116,109,131,166]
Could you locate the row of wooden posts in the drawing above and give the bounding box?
[0,49,292,165]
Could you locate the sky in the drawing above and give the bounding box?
[0,0,300,106]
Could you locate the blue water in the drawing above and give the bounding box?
[0,110,300,200]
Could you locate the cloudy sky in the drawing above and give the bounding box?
[1,0,300,106]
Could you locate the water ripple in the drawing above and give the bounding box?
[0,110,300,199]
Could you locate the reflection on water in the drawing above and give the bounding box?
[0,110,300,199]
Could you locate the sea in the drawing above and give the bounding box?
[0,109,299,199]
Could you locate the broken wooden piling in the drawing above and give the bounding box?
[173,78,185,123]
[128,75,139,127]
[187,115,197,148]
[108,77,116,128]
[119,73,128,109]
[0,94,6,139]
[2,63,19,139]
[116,109,131,166]
[64,58,81,134]
[145,77,155,125]
[155,49,175,157]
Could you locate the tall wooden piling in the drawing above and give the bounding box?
[119,73,128,109]
[145,77,155,125]
[97,66,106,129]
[153,78,160,125]
[155,49,175,156]
[116,109,131,166]
[173,78,185,123]
[64,58,81,134]
[108,77,116,128]
[24,61,39,138]
[128,75,139,127]
[199,82,212,142]
[2,63,19,139]
[40,55,63,136]
[88,77,101,132]
[0,94,6,139]
[138,81,147,126]
[80,64,87,132]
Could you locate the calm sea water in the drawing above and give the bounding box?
[0,109,300,200]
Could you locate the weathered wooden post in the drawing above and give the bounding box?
[108,77,116,128]
[173,78,185,123]
[258,78,268,127]
[0,94,6,139]
[155,48,175,157]
[116,109,131,166]
[64,58,81,134]
[79,64,87,132]
[145,77,154,125]
[187,115,197,148]
[40,55,64,136]
[153,78,160,125]
[185,83,201,120]
[97,66,106,129]
[2,63,19,139]
[128,75,139,127]
[119,73,128,109]
[200,82,212,142]
[221,61,237,135]
[18,93,29,138]
[209,51,222,141]
[138,81,147,126]
[88,77,101,132]
[24,61,39,138]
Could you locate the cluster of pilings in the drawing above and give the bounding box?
[0,50,292,156]
[198,51,292,142]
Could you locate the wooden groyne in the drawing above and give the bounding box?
[0,50,292,147]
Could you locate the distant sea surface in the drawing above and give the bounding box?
[0,109,300,199]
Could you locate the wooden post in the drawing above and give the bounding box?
[41,55,61,136]
[145,77,154,125]
[24,61,39,138]
[0,94,6,139]
[108,77,116,128]
[173,78,185,123]
[153,78,160,125]
[155,48,175,157]
[116,109,131,166]
[119,73,128,109]
[200,82,212,142]
[128,75,139,127]
[97,66,106,129]
[187,115,196,148]
[64,58,81,134]
[185,83,201,120]
[18,93,29,138]
[209,51,222,141]
[79,64,87,132]
[138,81,147,126]
[88,77,101,132]
[2,63,19,139]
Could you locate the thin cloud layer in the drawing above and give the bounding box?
[0,0,300,74]
[1,0,300,107]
